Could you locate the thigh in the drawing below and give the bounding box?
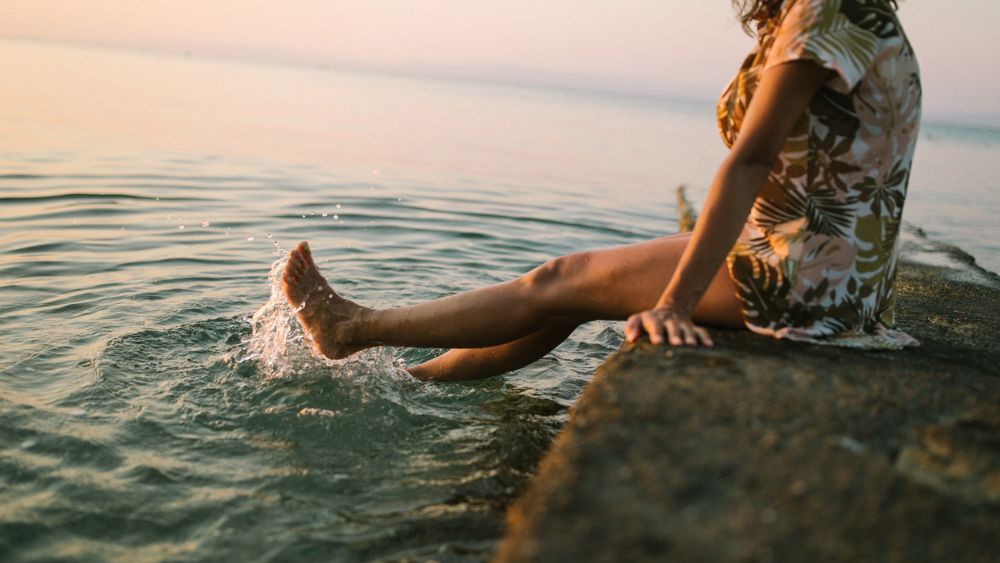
[544,233,744,328]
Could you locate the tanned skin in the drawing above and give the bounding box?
[281,61,833,381]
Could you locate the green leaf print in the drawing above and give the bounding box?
[729,248,791,327]
[811,89,861,139]
[754,185,854,238]
[800,0,880,83]
[853,213,896,284]
[856,160,908,216]
[718,0,920,348]
[840,0,900,40]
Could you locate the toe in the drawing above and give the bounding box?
[295,241,313,262]
[287,255,308,277]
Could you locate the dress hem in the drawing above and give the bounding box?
[744,321,920,350]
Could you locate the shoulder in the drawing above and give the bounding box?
[767,0,902,93]
[780,0,902,40]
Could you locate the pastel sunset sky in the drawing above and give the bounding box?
[3,1,997,126]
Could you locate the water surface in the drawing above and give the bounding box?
[1,39,997,562]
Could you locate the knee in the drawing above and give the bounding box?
[521,252,591,293]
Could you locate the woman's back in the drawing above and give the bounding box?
[718,0,921,348]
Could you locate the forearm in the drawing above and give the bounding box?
[657,154,771,311]
[629,61,831,345]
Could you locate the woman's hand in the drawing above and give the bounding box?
[623,63,832,350]
[625,303,714,347]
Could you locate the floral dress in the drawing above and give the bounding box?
[718,0,922,348]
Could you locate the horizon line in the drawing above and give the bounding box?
[3,34,998,133]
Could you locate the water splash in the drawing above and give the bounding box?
[244,252,300,377]
[242,252,413,386]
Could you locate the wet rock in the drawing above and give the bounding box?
[896,414,1000,504]
[495,260,1000,562]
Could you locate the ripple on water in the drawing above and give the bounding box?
[0,151,628,561]
[0,256,566,561]
[0,192,201,205]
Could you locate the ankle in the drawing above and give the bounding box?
[351,306,378,345]
[406,364,432,381]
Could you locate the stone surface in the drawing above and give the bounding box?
[494,260,1000,562]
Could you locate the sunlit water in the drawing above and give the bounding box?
[1,39,998,562]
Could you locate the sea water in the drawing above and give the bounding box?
[1,39,998,562]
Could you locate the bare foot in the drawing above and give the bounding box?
[281,241,373,359]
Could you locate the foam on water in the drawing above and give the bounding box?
[899,224,1000,287]
[240,249,418,403]
[244,251,300,377]
[3,39,996,562]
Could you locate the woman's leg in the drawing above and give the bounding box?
[407,324,578,381]
[281,234,743,364]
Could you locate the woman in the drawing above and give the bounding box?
[281,0,921,380]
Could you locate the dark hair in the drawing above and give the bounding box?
[733,0,899,34]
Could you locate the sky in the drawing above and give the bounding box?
[3,1,998,126]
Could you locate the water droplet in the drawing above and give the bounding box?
[267,233,273,238]
[178,224,185,230]
[301,214,306,218]
[335,203,342,209]
[202,220,210,227]
[322,212,328,217]
[298,407,338,417]
[247,235,254,241]
[333,214,339,220]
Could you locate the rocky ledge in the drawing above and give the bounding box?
[494,257,1000,562]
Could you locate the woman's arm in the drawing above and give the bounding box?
[625,60,835,346]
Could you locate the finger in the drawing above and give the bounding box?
[694,326,714,347]
[682,324,698,346]
[665,319,683,346]
[642,315,666,345]
[624,316,641,342]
